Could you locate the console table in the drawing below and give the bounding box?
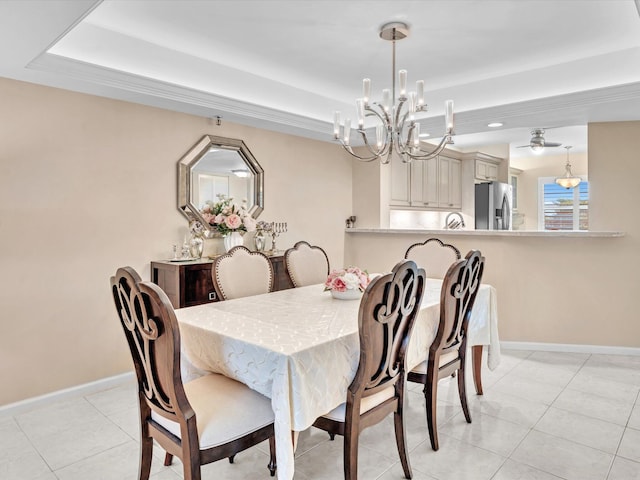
[151,254,293,308]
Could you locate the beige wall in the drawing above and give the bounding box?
[2,76,637,406]
[0,77,353,405]
[346,121,640,349]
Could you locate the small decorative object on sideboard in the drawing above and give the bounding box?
[254,220,271,252]
[269,222,287,254]
[188,220,205,259]
[324,266,371,300]
[345,215,357,228]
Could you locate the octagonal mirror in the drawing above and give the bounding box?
[178,135,264,235]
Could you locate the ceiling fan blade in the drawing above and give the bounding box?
[516,145,530,148]
[544,142,562,147]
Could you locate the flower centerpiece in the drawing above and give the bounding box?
[201,194,257,234]
[200,194,257,251]
[324,266,371,300]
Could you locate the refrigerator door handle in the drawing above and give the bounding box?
[502,193,511,230]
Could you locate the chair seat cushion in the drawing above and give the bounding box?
[410,350,459,375]
[152,373,274,449]
[321,387,395,422]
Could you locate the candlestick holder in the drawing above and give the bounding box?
[270,222,287,254]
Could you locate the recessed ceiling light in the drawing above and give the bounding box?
[418,133,430,138]
[487,122,503,128]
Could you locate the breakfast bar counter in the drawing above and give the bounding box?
[346,228,625,237]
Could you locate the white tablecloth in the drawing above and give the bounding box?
[176,278,499,480]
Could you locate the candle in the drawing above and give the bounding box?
[376,124,384,149]
[416,80,424,106]
[399,69,407,96]
[382,89,391,113]
[356,99,365,128]
[408,92,417,117]
[344,118,351,145]
[445,100,454,133]
[362,78,371,104]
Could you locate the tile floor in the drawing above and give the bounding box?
[2,349,640,480]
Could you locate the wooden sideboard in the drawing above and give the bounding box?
[151,254,294,308]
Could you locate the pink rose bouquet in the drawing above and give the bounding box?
[200,194,256,235]
[324,266,370,293]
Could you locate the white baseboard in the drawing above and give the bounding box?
[501,341,640,356]
[0,371,135,418]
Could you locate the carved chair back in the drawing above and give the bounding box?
[284,240,330,287]
[112,266,278,478]
[311,260,426,480]
[433,250,485,362]
[404,237,461,279]
[212,246,274,300]
[351,260,426,402]
[111,267,191,426]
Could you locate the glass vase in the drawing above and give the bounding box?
[254,229,266,252]
[189,234,204,259]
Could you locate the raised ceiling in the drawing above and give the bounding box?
[2,0,640,157]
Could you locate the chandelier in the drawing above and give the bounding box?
[332,22,455,164]
[555,146,581,189]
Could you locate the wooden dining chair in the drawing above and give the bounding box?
[284,240,330,287]
[111,266,276,480]
[212,246,274,300]
[313,260,426,480]
[404,237,461,279]
[407,250,485,451]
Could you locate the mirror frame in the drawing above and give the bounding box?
[178,135,264,234]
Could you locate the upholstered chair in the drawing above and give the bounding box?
[212,246,274,300]
[407,250,485,451]
[284,241,330,287]
[110,266,276,480]
[313,260,426,480]
[404,237,461,279]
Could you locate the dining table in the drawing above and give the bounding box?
[176,278,500,480]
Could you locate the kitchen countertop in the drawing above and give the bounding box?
[345,228,625,238]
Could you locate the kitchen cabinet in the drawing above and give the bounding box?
[151,255,293,308]
[390,157,411,206]
[391,155,461,209]
[438,155,462,208]
[475,158,500,182]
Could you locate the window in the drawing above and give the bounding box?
[510,174,518,210]
[538,177,589,230]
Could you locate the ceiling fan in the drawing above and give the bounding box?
[517,128,562,153]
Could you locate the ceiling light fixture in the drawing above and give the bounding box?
[231,169,250,178]
[555,146,581,189]
[487,122,503,128]
[530,135,545,154]
[332,21,454,164]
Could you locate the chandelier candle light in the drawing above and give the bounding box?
[332,21,455,164]
[555,146,581,189]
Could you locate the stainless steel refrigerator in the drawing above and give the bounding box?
[475,181,512,230]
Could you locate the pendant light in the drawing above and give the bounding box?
[555,146,581,189]
[332,22,454,164]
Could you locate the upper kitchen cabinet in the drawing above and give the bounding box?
[390,154,461,210]
[390,156,411,206]
[438,155,462,209]
[465,152,504,183]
